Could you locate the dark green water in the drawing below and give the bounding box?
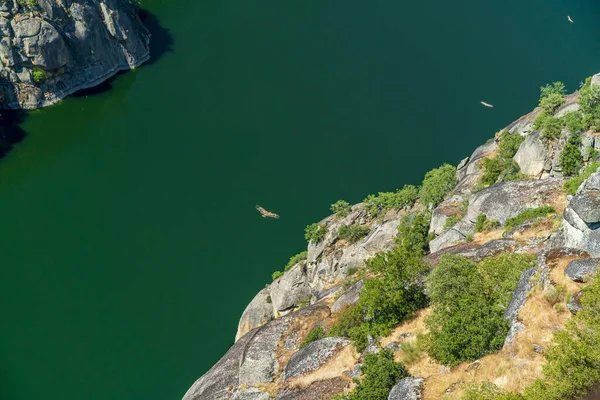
[2,0,600,399]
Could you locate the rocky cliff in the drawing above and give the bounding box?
[0,0,149,109]
[183,73,600,400]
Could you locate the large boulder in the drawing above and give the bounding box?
[429,220,473,253]
[455,141,497,193]
[513,131,547,177]
[562,169,600,257]
[235,288,273,342]
[464,178,564,224]
[283,337,350,380]
[565,258,600,282]
[0,0,150,109]
[270,263,311,313]
[388,377,424,400]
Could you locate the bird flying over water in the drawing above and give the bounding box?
[568,16,574,23]
[256,205,280,219]
[480,101,494,108]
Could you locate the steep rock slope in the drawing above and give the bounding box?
[0,0,149,109]
[183,73,600,400]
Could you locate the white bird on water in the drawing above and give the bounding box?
[568,16,574,23]
[480,101,494,108]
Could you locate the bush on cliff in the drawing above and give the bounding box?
[579,77,600,131]
[425,253,535,366]
[329,246,429,351]
[564,161,600,195]
[305,223,327,243]
[300,326,326,349]
[539,82,566,114]
[334,349,409,400]
[331,200,352,217]
[479,132,525,188]
[419,164,457,207]
[284,250,308,272]
[504,206,555,230]
[363,184,419,217]
[338,224,371,243]
[396,211,433,254]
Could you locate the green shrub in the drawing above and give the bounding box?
[539,82,566,114]
[564,162,600,195]
[305,223,328,243]
[272,271,283,280]
[443,215,461,230]
[560,142,582,176]
[396,211,432,254]
[561,111,584,135]
[266,295,272,303]
[425,253,535,366]
[337,349,409,400]
[504,207,556,230]
[331,200,351,217]
[544,284,567,306]
[465,234,474,242]
[17,0,37,7]
[534,113,563,140]
[419,164,457,207]
[475,214,500,233]
[363,185,419,217]
[579,77,600,131]
[300,326,326,348]
[284,251,308,272]
[330,246,428,351]
[32,67,47,84]
[338,224,370,243]
[479,132,526,187]
[523,274,600,400]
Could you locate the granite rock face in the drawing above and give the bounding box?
[565,258,600,282]
[283,337,350,379]
[388,377,424,400]
[235,288,274,342]
[0,0,150,109]
[562,169,600,257]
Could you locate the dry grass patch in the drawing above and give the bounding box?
[512,216,561,240]
[472,229,504,244]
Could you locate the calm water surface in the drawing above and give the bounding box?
[2,0,600,399]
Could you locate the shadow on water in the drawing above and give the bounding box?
[0,110,27,158]
[72,8,173,98]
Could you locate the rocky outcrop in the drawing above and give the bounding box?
[567,291,584,314]
[183,304,331,400]
[562,169,600,257]
[331,279,364,312]
[465,178,564,224]
[236,288,273,341]
[270,263,311,313]
[388,377,424,400]
[283,337,350,379]
[514,131,547,176]
[0,0,150,109]
[565,258,600,282]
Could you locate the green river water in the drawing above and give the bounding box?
[2,0,600,399]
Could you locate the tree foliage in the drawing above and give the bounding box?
[479,132,525,187]
[419,164,457,207]
[331,200,352,217]
[425,254,535,366]
[363,185,419,217]
[335,349,409,400]
[304,223,328,243]
[338,224,371,243]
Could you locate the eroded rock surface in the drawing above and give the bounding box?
[0,0,150,109]
[283,337,350,379]
[388,377,424,400]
